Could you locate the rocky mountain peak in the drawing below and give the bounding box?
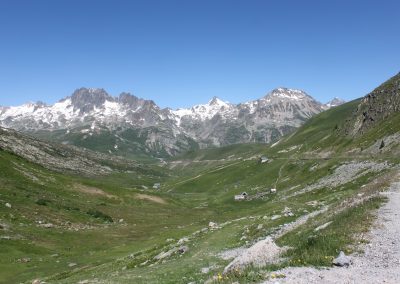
[266,88,309,101]
[118,92,141,107]
[208,96,228,106]
[68,88,114,113]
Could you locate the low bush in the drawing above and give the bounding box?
[87,209,113,223]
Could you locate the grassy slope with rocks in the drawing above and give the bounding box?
[1,73,400,283]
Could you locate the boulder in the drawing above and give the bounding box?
[332,251,351,267]
[154,247,178,260]
[177,237,189,245]
[208,222,218,229]
[178,245,189,254]
[42,223,54,228]
[271,215,281,220]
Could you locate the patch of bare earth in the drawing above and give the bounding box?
[72,184,117,199]
[135,194,167,204]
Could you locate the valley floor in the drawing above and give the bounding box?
[263,172,400,284]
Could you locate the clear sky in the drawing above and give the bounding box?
[0,0,399,109]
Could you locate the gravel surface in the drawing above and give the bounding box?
[262,174,400,284]
[288,161,391,198]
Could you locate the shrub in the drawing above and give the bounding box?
[35,199,51,206]
[379,140,385,149]
[87,209,113,223]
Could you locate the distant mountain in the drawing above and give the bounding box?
[0,87,332,158]
[323,97,346,109]
[169,88,324,146]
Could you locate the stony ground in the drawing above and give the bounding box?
[262,173,400,284]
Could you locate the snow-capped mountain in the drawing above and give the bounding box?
[0,87,331,158]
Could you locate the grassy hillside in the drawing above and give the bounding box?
[1,76,400,283]
[0,148,217,283]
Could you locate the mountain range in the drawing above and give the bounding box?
[0,88,344,159]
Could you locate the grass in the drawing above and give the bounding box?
[1,95,400,283]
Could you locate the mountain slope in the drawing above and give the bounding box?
[0,126,166,177]
[344,72,400,136]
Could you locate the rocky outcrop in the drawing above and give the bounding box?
[345,72,400,136]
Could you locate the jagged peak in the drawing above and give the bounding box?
[71,87,111,98]
[208,96,229,106]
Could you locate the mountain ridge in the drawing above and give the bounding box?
[0,87,345,158]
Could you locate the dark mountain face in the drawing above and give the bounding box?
[69,88,114,113]
[345,72,400,136]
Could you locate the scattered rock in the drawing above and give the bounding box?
[32,280,43,284]
[5,203,11,208]
[257,224,263,230]
[18,257,31,263]
[332,251,351,267]
[201,267,210,274]
[154,247,179,260]
[178,245,189,254]
[0,223,9,230]
[119,219,124,223]
[306,200,319,207]
[68,262,77,267]
[283,207,294,217]
[208,221,219,229]
[177,237,189,245]
[314,221,332,232]
[271,215,281,220]
[41,223,54,228]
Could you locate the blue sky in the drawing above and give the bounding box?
[0,0,399,109]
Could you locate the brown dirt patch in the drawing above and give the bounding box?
[136,194,167,204]
[72,184,117,199]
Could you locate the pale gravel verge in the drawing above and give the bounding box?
[287,161,391,199]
